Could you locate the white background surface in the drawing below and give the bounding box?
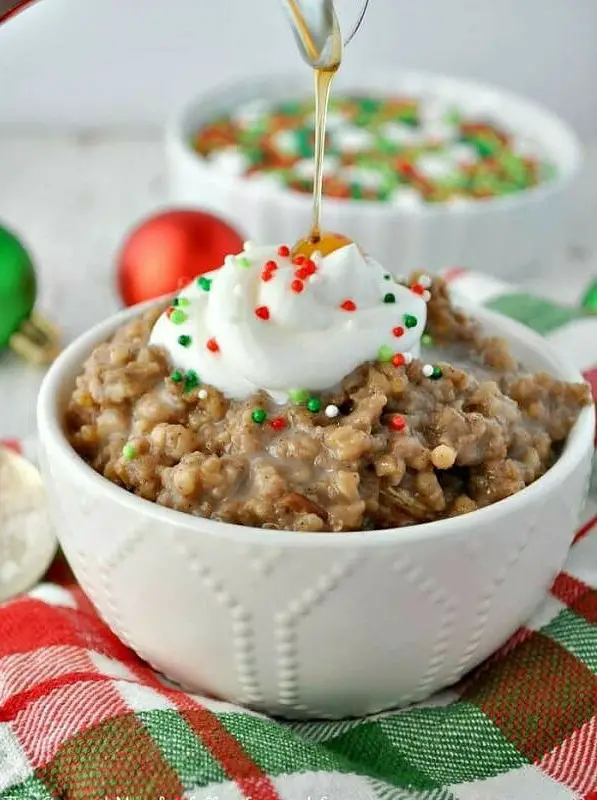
[1,0,597,136]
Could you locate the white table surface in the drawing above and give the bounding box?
[1,129,597,442]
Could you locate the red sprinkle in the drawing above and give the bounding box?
[278,245,290,257]
[293,254,307,266]
[265,260,278,271]
[392,353,406,368]
[255,305,270,321]
[410,283,426,296]
[295,266,311,281]
[166,306,176,318]
[390,414,406,432]
[392,326,405,338]
[270,417,286,431]
[261,269,274,282]
[291,279,305,294]
[206,337,220,353]
[340,300,357,312]
[304,259,317,275]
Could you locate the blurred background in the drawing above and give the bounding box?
[1,0,597,136]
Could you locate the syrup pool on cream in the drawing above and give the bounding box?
[149,242,429,403]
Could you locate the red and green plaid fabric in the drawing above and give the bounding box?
[1,517,596,800]
[1,273,597,799]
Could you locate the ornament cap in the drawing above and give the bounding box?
[9,312,61,365]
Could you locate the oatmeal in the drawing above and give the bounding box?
[66,245,590,532]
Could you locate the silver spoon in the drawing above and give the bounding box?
[281,0,370,69]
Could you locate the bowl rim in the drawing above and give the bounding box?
[37,296,595,549]
[165,69,584,219]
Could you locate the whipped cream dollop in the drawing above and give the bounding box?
[149,242,428,402]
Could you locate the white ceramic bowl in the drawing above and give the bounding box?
[166,72,582,278]
[37,302,594,719]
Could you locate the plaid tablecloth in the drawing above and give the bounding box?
[1,272,596,800]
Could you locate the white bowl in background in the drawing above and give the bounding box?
[37,299,594,719]
[166,71,583,278]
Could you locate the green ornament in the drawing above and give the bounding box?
[0,225,37,348]
[581,280,597,313]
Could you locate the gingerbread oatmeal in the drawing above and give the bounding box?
[66,262,590,532]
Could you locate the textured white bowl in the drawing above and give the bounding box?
[166,72,582,278]
[37,302,594,719]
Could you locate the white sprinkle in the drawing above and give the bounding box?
[341,165,385,191]
[395,275,408,285]
[225,255,236,266]
[379,122,422,147]
[422,364,434,377]
[273,130,299,155]
[333,126,376,153]
[293,156,339,180]
[325,404,340,419]
[206,148,248,177]
[448,143,478,166]
[232,284,243,297]
[418,274,432,288]
[233,99,270,128]
[422,290,431,302]
[198,389,208,400]
[390,187,423,210]
[243,240,256,252]
[416,154,455,180]
[403,352,413,365]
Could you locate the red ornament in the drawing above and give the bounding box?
[117,209,244,307]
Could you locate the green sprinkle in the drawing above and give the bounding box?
[431,365,443,380]
[178,297,190,307]
[178,334,192,347]
[170,309,188,325]
[172,298,180,306]
[122,443,137,461]
[404,314,418,329]
[289,388,309,404]
[384,274,392,281]
[197,276,212,291]
[421,333,433,347]
[184,369,200,392]
[350,184,364,200]
[306,397,321,413]
[252,408,267,424]
[383,292,396,304]
[378,344,393,362]
[237,257,252,269]
[171,370,183,383]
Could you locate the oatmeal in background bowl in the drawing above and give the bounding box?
[64,241,590,533]
[37,242,594,717]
